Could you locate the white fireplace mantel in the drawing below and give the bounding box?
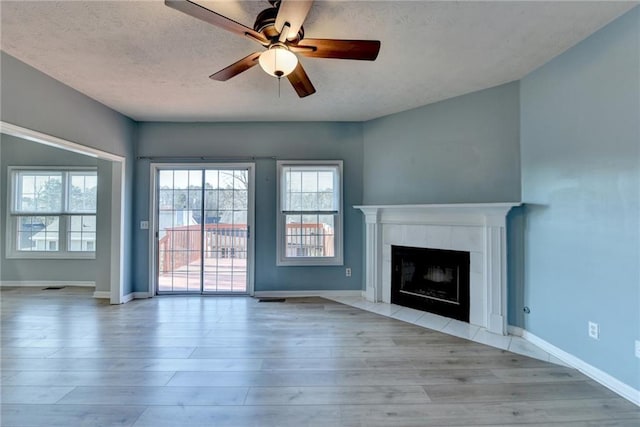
[354,203,520,335]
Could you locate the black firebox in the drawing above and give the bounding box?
[391,245,470,322]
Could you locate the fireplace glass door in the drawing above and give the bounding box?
[391,245,470,321]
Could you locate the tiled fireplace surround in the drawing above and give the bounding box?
[355,203,520,336]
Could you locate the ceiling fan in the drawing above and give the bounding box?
[165,0,381,97]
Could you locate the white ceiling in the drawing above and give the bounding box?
[1,1,636,122]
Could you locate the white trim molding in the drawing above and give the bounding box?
[0,121,121,161]
[355,203,520,335]
[118,292,151,303]
[509,325,640,406]
[93,290,111,299]
[0,281,95,287]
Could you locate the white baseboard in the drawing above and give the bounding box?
[120,293,134,303]
[93,291,110,299]
[509,325,639,406]
[254,290,363,298]
[1,280,95,288]
[507,325,524,336]
[133,292,150,299]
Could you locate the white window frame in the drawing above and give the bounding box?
[6,166,97,259]
[276,160,344,266]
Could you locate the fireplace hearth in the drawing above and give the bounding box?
[391,245,470,322]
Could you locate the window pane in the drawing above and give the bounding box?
[159,170,173,189]
[68,215,96,252]
[289,193,302,211]
[16,172,62,213]
[234,170,248,189]
[204,190,219,211]
[281,166,338,212]
[284,214,335,258]
[173,191,188,209]
[205,170,219,189]
[288,171,301,192]
[218,190,234,211]
[173,170,189,190]
[233,190,247,210]
[317,192,334,210]
[300,192,318,211]
[158,190,174,210]
[17,216,59,251]
[219,171,234,189]
[301,172,318,192]
[318,172,334,192]
[69,172,97,213]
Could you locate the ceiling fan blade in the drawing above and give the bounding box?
[209,52,262,81]
[287,62,316,98]
[295,39,381,60]
[165,0,268,45]
[275,0,313,41]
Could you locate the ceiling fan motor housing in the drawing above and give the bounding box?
[254,5,304,43]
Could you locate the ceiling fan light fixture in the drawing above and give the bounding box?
[259,44,298,78]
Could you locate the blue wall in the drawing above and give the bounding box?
[520,7,639,389]
[362,81,521,204]
[134,122,364,293]
[1,52,137,294]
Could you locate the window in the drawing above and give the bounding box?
[7,167,97,259]
[276,161,343,266]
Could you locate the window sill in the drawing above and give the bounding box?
[277,257,344,267]
[6,252,96,260]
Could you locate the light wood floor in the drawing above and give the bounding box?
[1,287,638,427]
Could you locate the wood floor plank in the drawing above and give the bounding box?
[3,370,176,386]
[243,385,431,405]
[424,380,617,403]
[132,405,341,427]
[0,386,75,404]
[1,288,638,427]
[0,404,146,427]
[490,366,588,383]
[56,385,249,406]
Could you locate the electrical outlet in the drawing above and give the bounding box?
[588,321,599,340]
[635,340,640,359]
[345,268,352,277]
[140,220,149,230]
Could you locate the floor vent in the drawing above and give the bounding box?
[258,298,286,303]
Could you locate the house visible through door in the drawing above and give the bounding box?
[154,166,252,294]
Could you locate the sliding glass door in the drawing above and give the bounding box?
[154,165,253,295]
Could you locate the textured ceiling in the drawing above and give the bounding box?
[1,1,636,122]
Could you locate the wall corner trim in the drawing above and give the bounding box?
[512,326,639,406]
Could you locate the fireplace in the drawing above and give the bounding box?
[391,245,470,322]
[355,203,519,335]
